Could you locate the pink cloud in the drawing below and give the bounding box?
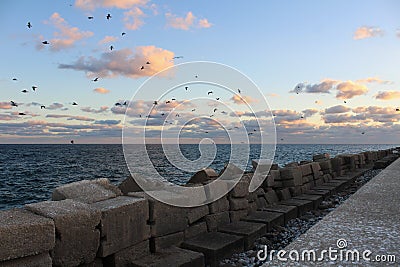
[93,87,110,94]
[124,7,146,30]
[231,94,259,105]
[98,36,118,45]
[353,26,384,40]
[375,91,400,100]
[335,81,368,99]
[198,18,212,28]
[75,0,148,10]
[0,102,12,109]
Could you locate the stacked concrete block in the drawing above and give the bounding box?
[313,153,330,162]
[187,168,218,184]
[90,196,150,257]
[278,166,303,195]
[331,157,346,176]
[52,178,122,204]
[184,205,209,239]
[118,174,168,194]
[0,208,55,266]
[299,163,315,192]
[310,162,324,186]
[316,159,333,176]
[228,175,250,222]
[26,199,101,267]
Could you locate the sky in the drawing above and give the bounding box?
[0,0,399,144]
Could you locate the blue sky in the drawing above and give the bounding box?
[0,0,399,144]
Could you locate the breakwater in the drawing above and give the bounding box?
[0,148,398,267]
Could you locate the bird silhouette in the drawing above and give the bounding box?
[361,132,365,135]
[27,22,32,28]
[10,101,18,107]
[106,13,112,20]
[216,98,220,100]
[141,66,144,70]
[213,108,217,112]
[344,100,347,104]
[280,138,284,141]
[72,102,78,105]
[32,86,37,91]
[123,101,128,106]
[253,129,257,131]
[121,32,126,36]
[396,108,399,112]
[153,101,158,105]
[42,41,49,45]
[208,91,213,95]
[171,98,176,101]
[238,89,241,94]
[185,86,189,91]
[166,101,171,104]
[21,89,28,93]
[110,45,114,51]
[41,105,45,109]
[88,16,94,19]
[195,75,198,78]
[248,132,254,135]
[161,113,165,116]
[191,109,196,111]
[221,111,227,114]
[205,131,209,133]
[92,77,99,82]
[173,56,183,59]
[115,103,121,106]
[139,114,142,118]
[12,78,17,81]
[19,112,26,115]
[146,61,150,64]
[70,140,74,144]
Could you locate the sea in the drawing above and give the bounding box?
[0,144,397,210]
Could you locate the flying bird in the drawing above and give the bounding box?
[32,86,37,91]
[41,105,45,109]
[10,101,18,107]
[12,78,17,81]
[238,89,241,94]
[121,32,126,36]
[115,102,122,106]
[72,102,78,105]
[171,98,176,101]
[216,97,220,100]
[195,75,198,78]
[185,86,189,91]
[191,109,196,111]
[141,66,144,70]
[88,16,94,19]
[21,89,28,93]
[146,61,150,64]
[19,112,26,115]
[396,108,399,112]
[344,100,347,104]
[208,91,213,95]
[106,13,112,20]
[153,101,158,105]
[123,101,128,106]
[173,56,183,59]
[166,100,171,104]
[161,113,165,116]
[110,45,114,51]
[213,108,217,112]
[42,41,49,45]
[92,77,99,82]
[221,111,227,114]
[27,22,32,28]
[361,132,365,135]
[70,140,74,144]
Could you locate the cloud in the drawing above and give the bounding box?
[324,105,351,114]
[165,11,212,30]
[47,103,65,110]
[94,120,120,125]
[198,18,212,28]
[375,91,400,100]
[74,0,148,10]
[124,7,146,30]
[230,94,259,105]
[336,81,368,99]
[353,106,397,115]
[266,93,279,98]
[46,114,95,121]
[0,102,12,109]
[302,109,318,117]
[356,77,393,84]
[43,13,93,51]
[0,114,16,120]
[291,79,339,94]
[81,106,108,113]
[93,87,110,94]
[353,26,384,40]
[323,114,367,124]
[98,36,118,45]
[59,46,174,78]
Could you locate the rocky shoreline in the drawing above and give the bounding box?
[220,168,382,267]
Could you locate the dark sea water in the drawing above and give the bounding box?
[0,144,397,210]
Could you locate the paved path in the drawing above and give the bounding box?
[266,158,400,266]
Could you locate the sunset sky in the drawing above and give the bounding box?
[0,0,399,144]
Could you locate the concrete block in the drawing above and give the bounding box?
[262,205,298,225]
[243,211,284,232]
[208,196,229,214]
[187,168,218,184]
[218,221,266,249]
[0,208,54,262]
[52,178,122,204]
[184,221,208,239]
[229,197,249,211]
[104,240,150,267]
[293,194,323,210]
[300,164,312,176]
[318,160,332,171]
[252,159,273,173]
[247,201,258,213]
[0,253,52,267]
[313,153,330,161]
[26,199,101,267]
[246,191,258,202]
[279,199,313,217]
[276,188,291,201]
[219,163,244,180]
[263,174,275,188]
[255,197,268,209]
[288,186,302,197]
[229,178,250,198]
[264,190,279,205]
[269,170,280,181]
[182,232,244,267]
[90,196,150,257]
[279,167,302,186]
[118,174,167,194]
[131,246,205,267]
[229,209,248,222]
[205,212,230,232]
[151,231,184,252]
[187,205,209,224]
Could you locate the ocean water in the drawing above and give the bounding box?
[0,144,397,210]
